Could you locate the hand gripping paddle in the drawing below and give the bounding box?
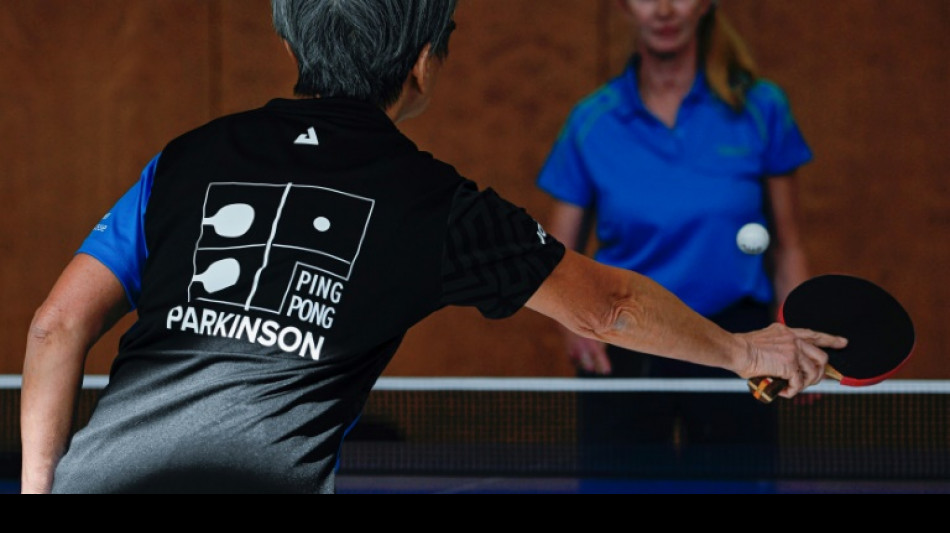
[748,274,916,404]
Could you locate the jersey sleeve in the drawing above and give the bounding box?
[751,81,814,176]
[536,110,596,208]
[76,153,159,309]
[440,181,566,319]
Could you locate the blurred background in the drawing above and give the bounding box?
[1,0,947,379]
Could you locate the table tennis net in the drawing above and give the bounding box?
[2,377,948,480]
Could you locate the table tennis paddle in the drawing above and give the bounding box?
[747,274,916,404]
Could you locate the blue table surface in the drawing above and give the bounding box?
[6,476,950,494]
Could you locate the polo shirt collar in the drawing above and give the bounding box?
[616,54,713,121]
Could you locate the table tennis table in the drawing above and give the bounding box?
[3,376,949,494]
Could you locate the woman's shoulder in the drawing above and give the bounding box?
[563,79,628,130]
[745,78,794,111]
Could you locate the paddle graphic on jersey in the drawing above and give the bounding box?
[202,203,256,238]
[192,258,242,294]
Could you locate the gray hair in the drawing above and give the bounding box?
[272,0,459,109]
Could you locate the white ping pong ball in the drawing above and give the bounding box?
[737,223,770,255]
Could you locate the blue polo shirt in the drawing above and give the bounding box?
[537,61,812,316]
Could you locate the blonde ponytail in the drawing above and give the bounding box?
[700,6,758,111]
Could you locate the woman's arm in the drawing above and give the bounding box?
[766,173,810,309]
[546,200,593,255]
[20,254,130,494]
[526,250,845,397]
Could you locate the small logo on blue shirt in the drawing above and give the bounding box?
[93,212,112,232]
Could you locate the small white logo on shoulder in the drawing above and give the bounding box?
[294,127,320,146]
[537,223,547,245]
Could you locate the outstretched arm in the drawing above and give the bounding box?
[526,250,845,395]
[20,254,130,494]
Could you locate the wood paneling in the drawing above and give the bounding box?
[725,1,950,379]
[218,0,297,114]
[387,0,605,376]
[0,1,214,374]
[2,0,947,379]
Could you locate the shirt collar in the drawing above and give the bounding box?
[265,97,398,132]
[616,55,713,120]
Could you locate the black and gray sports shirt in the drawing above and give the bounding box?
[53,98,564,493]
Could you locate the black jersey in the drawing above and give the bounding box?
[53,98,565,493]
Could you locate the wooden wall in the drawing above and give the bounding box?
[1,1,947,379]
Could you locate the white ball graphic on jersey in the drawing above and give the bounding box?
[313,217,331,233]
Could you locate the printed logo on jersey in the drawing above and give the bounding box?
[166,182,375,361]
[294,127,320,146]
[93,212,112,233]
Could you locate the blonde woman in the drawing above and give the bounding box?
[537,0,814,475]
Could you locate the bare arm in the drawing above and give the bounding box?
[766,174,810,309]
[545,201,612,375]
[20,254,130,494]
[526,250,846,395]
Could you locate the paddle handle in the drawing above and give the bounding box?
[747,377,785,404]
[747,366,843,404]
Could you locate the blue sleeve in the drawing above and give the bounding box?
[536,111,596,208]
[77,153,159,309]
[749,81,814,176]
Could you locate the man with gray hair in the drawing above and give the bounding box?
[21,0,842,494]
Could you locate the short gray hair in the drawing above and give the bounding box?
[272,0,459,109]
